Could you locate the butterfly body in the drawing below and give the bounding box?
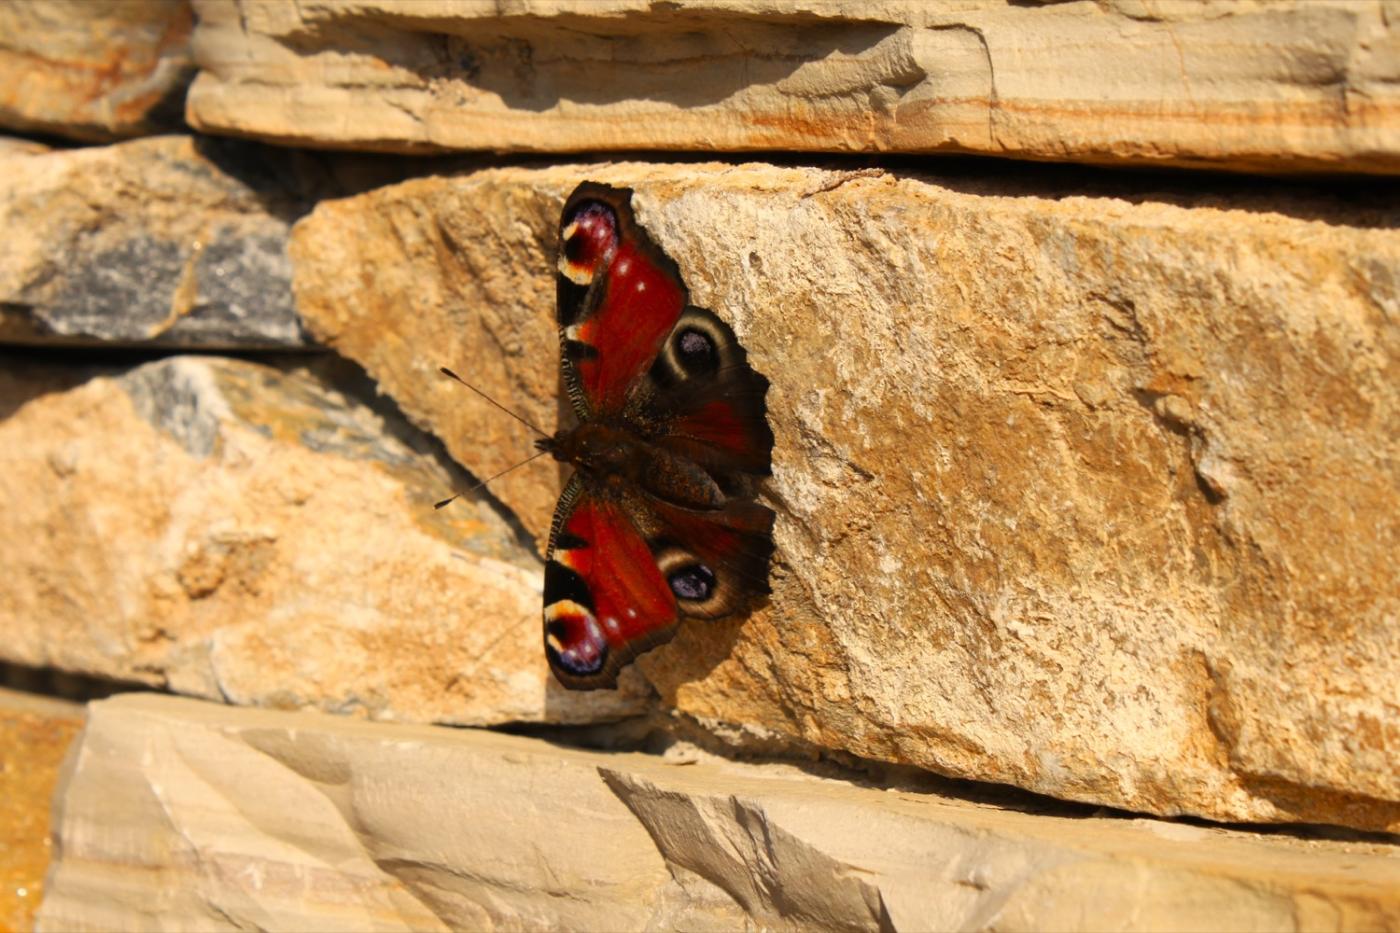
[541,184,775,690]
[540,421,726,510]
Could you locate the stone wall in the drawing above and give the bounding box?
[2,1,1398,930]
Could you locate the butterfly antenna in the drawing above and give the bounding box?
[434,450,551,510]
[439,366,551,438]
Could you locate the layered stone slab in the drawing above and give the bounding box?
[38,694,1400,932]
[187,0,1400,173]
[291,162,1400,832]
[0,355,643,725]
[0,135,317,348]
[0,687,84,933]
[0,0,194,142]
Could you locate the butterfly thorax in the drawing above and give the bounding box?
[540,420,725,512]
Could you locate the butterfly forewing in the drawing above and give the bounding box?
[556,184,687,417]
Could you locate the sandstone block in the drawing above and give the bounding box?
[0,0,194,142]
[0,135,318,348]
[0,355,643,725]
[291,163,1400,832]
[0,687,84,933]
[38,694,1400,932]
[188,0,1400,173]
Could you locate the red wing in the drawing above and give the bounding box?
[659,391,772,476]
[674,401,751,454]
[642,307,774,476]
[542,478,679,690]
[556,183,687,417]
[647,497,775,620]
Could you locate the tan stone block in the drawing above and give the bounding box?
[188,0,1400,173]
[290,163,1400,831]
[0,355,643,726]
[37,694,1400,931]
[0,687,84,933]
[0,0,194,142]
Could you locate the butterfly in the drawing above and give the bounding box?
[534,183,776,690]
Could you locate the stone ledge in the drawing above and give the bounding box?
[187,0,1400,173]
[37,694,1400,932]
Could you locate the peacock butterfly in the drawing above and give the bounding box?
[535,183,775,690]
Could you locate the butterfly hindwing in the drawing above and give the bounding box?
[648,497,776,621]
[640,305,774,477]
[543,480,775,690]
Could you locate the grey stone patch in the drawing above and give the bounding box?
[296,417,417,469]
[182,229,304,345]
[209,360,419,469]
[0,136,427,351]
[289,390,420,470]
[121,358,231,459]
[23,228,306,349]
[31,236,186,341]
[118,356,435,469]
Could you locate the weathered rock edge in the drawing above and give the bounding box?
[187,0,1400,173]
[0,0,194,142]
[37,694,1400,933]
[0,135,318,349]
[291,162,1400,832]
[0,355,645,726]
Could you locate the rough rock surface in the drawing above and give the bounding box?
[0,135,49,157]
[292,162,1400,832]
[188,0,1400,173]
[0,355,643,725]
[0,135,319,348]
[0,0,194,142]
[37,694,1400,932]
[0,688,84,933]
